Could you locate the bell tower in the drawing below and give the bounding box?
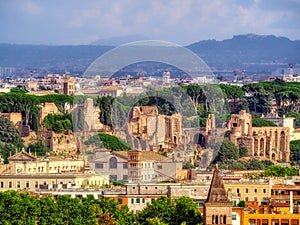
[203,165,232,225]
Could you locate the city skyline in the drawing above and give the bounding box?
[0,0,299,45]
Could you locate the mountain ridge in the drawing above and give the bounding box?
[0,34,299,75]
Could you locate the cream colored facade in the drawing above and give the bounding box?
[0,174,109,191]
[225,181,271,204]
[0,151,85,175]
[0,151,109,191]
[99,86,123,97]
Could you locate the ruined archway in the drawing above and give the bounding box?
[274,130,278,148]
[266,137,270,158]
[280,131,286,159]
[194,133,206,148]
[254,139,258,156]
[272,153,276,161]
[260,138,264,157]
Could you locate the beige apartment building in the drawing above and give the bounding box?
[0,151,109,191]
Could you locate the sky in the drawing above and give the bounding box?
[0,0,299,45]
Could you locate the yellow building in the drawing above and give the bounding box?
[225,181,270,205]
[0,151,85,174]
[0,151,109,191]
[244,213,300,225]
[0,173,109,191]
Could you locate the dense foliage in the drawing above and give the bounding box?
[214,140,239,163]
[0,191,134,225]
[0,191,202,225]
[84,134,131,151]
[290,140,300,165]
[26,138,50,156]
[217,158,273,170]
[252,118,277,127]
[263,165,298,177]
[286,111,300,128]
[137,196,202,225]
[42,113,72,133]
[0,92,73,132]
[0,116,24,163]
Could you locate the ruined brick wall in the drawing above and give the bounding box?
[39,102,60,126]
[128,106,181,151]
[229,111,290,162]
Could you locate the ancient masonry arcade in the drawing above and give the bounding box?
[228,110,290,162]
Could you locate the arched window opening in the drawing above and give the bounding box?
[109,157,117,169]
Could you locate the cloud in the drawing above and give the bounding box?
[0,0,299,44]
[21,1,43,15]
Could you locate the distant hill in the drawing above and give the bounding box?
[91,35,150,46]
[0,44,112,75]
[187,34,300,71]
[0,34,299,76]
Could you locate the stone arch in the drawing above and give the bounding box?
[275,130,278,148]
[272,153,276,161]
[194,133,206,148]
[173,136,177,144]
[109,157,117,169]
[280,131,286,159]
[254,139,258,156]
[266,137,270,158]
[260,138,264,157]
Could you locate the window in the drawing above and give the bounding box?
[136,198,140,203]
[35,181,38,188]
[118,198,123,204]
[109,157,117,168]
[237,188,240,194]
[123,175,128,180]
[9,181,12,188]
[123,163,128,169]
[16,181,20,188]
[142,198,145,203]
[245,197,249,201]
[26,181,30,188]
[245,188,248,193]
[157,165,162,169]
[96,163,103,169]
[254,197,257,202]
[232,214,237,220]
[0,182,3,188]
[131,198,134,204]
[109,175,117,182]
[254,188,257,193]
[263,188,266,194]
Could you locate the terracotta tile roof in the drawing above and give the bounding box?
[99,86,122,91]
[112,151,128,160]
[140,151,167,161]
[113,151,168,162]
[270,201,290,207]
